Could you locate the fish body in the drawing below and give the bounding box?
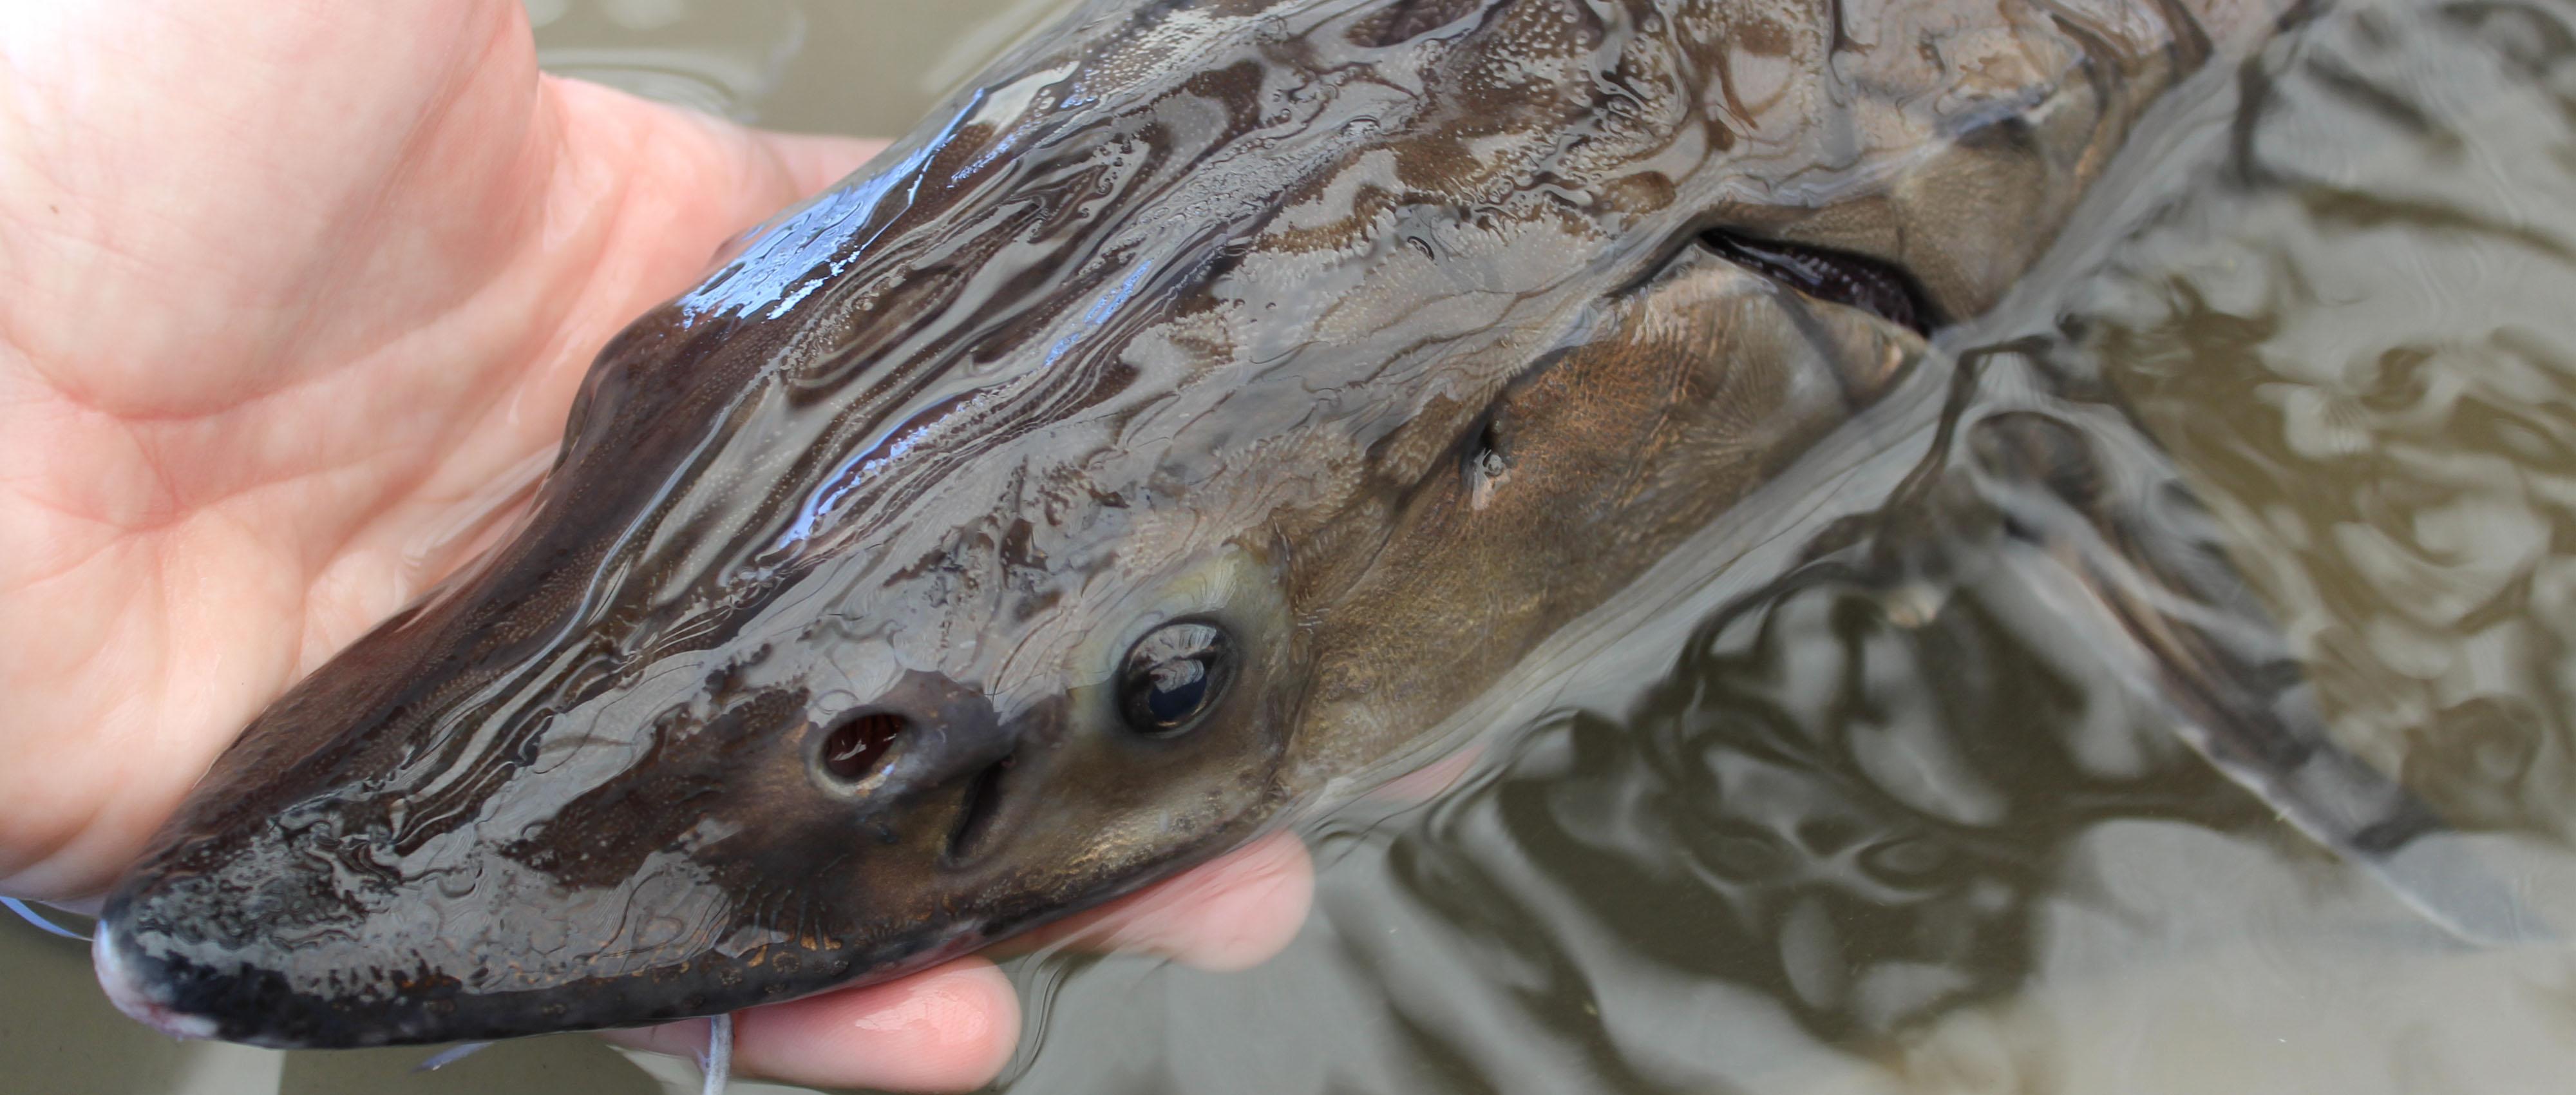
[94,0,2356,1049]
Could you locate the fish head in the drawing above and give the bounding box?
[89,240,1320,1045]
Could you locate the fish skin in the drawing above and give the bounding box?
[93,0,2299,1048]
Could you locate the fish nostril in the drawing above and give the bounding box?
[817,711,909,785]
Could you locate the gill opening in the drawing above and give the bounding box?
[1700,229,1939,336]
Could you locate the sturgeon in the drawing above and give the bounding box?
[91,0,2511,1050]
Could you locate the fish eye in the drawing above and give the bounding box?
[1117,620,1235,734]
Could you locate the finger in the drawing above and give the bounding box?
[1370,744,1484,802]
[542,74,886,242]
[754,129,895,202]
[1005,830,1315,971]
[600,957,1019,1094]
[597,836,1311,1089]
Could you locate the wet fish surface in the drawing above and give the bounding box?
[95,0,2499,1051]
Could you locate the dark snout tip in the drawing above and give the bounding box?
[93,920,223,1041]
[91,890,352,1049]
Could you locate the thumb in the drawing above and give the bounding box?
[540,74,887,283]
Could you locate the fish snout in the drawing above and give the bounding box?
[83,669,1074,1048]
[91,817,817,1048]
[91,910,410,1049]
[91,885,426,1049]
[92,921,222,1041]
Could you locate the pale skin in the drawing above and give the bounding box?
[0,1,1312,1088]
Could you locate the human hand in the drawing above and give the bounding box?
[0,3,1312,1089]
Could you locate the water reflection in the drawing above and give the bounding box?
[2083,0,2576,846]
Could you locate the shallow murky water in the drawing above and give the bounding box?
[10,1,2576,1092]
